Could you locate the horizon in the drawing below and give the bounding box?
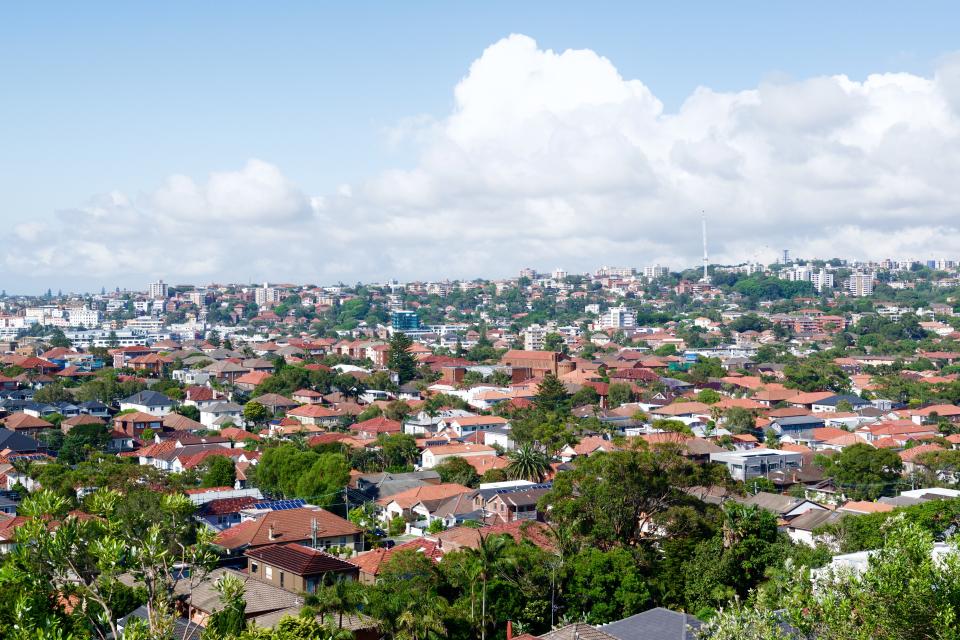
[5,3,960,291]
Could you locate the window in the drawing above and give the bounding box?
[265,566,273,580]
[250,561,258,574]
[280,572,285,588]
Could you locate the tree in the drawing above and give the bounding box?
[380,434,419,471]
[607,382,634,409]
[294,453,351,504]
[367,550,446,640]
[434,456,480,487]
[569,386,600,408]
[243,400,269,426]
[564,547,651,624]
[700,521,960,640]
[541,442,702,549]
[59,422,110,465]
[465,533,510,640]
[179,404,201,422]
[9,489,218,640]
[543,333,566,353]
[33,383,72,404]
[200,455,236,488]
[388,332,417,384]
[816,443,903,500]
[506,444,550,483]
[783,358,850,393]
[697,389,722,404]
[534,373,569,413]
[205,573,246,638]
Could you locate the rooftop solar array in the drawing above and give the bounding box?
[251,498,307,511]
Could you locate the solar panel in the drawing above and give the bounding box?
[251,498,307,511]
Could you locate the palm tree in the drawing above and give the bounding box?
[466,533,510,640]
[395,597,447,640]
[307,575,366,630]
[506,444,550,483]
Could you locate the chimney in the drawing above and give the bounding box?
[507,621,513,640]
[311,518,318,548]
[268,524,276,541]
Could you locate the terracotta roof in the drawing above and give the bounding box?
[4,413,54,430]
[840,500,895,514]
[900,444,944,463]
[349,538,442,576]
[214,507,360,551]
[245,543,357,575]
[349,415,402,434]
[376,483,472,508]
[287,405,340,418]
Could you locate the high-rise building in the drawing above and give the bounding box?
[597,306,637,329]
[847,271,874,297]
[148,280,168,299]
[810,269,834,293]
[643,265,669,280]
[523,324,547,350]
[552,268,568,281]
[254,282,281,307]
[391,310,421,333]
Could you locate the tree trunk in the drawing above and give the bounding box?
[481,576,487,640]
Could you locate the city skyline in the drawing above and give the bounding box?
[5,3,960,291]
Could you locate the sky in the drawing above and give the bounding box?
[3,2,960,293]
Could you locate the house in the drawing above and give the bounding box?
[234,370,272,391]
[60,415,106,434]
[421,443,496,469]
[245,543,358,593]
[2,413,54,436]
[286,404,342,428]
[292,389,325,405]
[710,448,804,482]
[350,416,402,439]
[485,485,551,523]
[0,428,43,454]
[213,507,363,557]
[196,496,259,530]
[79,400,110,417]
[349,538,442,584]
[769,415,826,440]
[250,393,299,416]
[119,390,174,416]
[811,394,872,413]
[739,491,827,523]
[200,402,244,429]
[175,567,301,628]
[114,411,164,438]
[438,415,510,437]
[597,607,703,640]
[376,483,473,524]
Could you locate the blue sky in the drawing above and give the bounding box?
[3,2,960,292]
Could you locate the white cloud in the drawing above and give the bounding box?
[9,34,960,287]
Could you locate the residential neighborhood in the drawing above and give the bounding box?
[2,262,960,638]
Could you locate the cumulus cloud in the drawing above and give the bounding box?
[9,33,960,288]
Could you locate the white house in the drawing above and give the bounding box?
[200,402,244,429]
[119,390,174,417]
[420,443,496,469]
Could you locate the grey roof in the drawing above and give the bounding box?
[786,508,846,532]
[815,394,871,407]
[0,428,42,452]
[203,401,243,413]
[540,623,618,640]
[741,491,809,515]
[600,607,703,640]
[121,390,173,407]
[175,567,300,617]
[772,415,826,427]
[118,606,203,640]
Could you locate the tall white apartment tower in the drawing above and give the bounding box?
[148,280,168,299]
